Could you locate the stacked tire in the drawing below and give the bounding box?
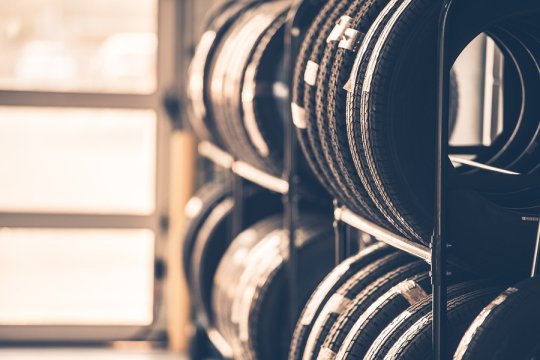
[286,0,540,357]
[182,182,283,327]
[291,0,540,277]
[182,181,336,359]
[213,213,335,359]
[185,0,540,358]
[188,0,321,184]
[288,245,512,359]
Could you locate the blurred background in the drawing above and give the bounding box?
[0,0,215,358]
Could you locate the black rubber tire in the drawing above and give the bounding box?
[225,217,291,357]
[191,187,282,327]
[346,0,540,275]
[289,243,394,360]
[301,251,416,360]
[206,2,273,167]
[457,24,540,175]
[240,222,335,360]
[363,281,505,360]
[335,272,432,360]
[207,5,258,160]
[240,7,289,174]
[213,215,284,344]
[187,1,255,147]
[182,181,231,289]
[291,0,346,200]
[302,0,358,205]
[382,287,506,360]
[315,0,391,224]
[213,214,334,360]
[317,261,429,359]
[224,1,290,174]
[454,278,540,360]
[320,1,455,222]
[190,197,234,327]
[345,0,420,241]
[213,213,324,347]
[217,2,288,169]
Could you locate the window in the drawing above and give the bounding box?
[0,228,155,326]
[0,107,156,214]
[0,0,157,93]
[0,0,177,341]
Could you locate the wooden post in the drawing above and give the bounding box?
[166,130,197,353]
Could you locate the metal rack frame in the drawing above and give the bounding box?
[193,0,540,359]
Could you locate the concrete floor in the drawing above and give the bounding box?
[0,347,187,360]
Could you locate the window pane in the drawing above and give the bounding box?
[0,228,154,325]
[0,107,156,215]
[0,0,157,93]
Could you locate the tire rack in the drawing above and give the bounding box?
[191,0,540,359]
[197,140,293,359]
[331,1,540,360]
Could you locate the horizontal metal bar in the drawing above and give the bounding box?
[335,207,431,263]
[198,141,289,193]
[232,161,289,194]
[206,328,233,359]
[0,90,158,109]
[449,156,520,175]
[198,141,234,169]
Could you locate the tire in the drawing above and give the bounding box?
[346,0,540,275]
[363,281,505,359]
[315,0,390,224]
[292,0,347,200]
[223,1,290,174]
[207,5,258,159]
[317,261,429,359]
[302,0,362,206]
[239,222,335,360]
[336,272,432,360]
[318,0,458,222]
[240,7,289,174]
[289,243,394,360]
[383,287,506,360]
[454,278,540,360]
[214,213,335,360]
[345,0,421,242]
[213,2,289,169]
[182,181,231,289]
[213,215,284,344]
[191,187,282,327]
[301,251,416,360]
[206,3,268,166]
[187,1,255,147]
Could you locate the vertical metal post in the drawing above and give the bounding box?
[433,0,454,359]
[285,164,299,328]
[231,171,244,238]
[344,224,352,258]
[530,212,540,278]
[334,202,351,265]
[285,4,301,328]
